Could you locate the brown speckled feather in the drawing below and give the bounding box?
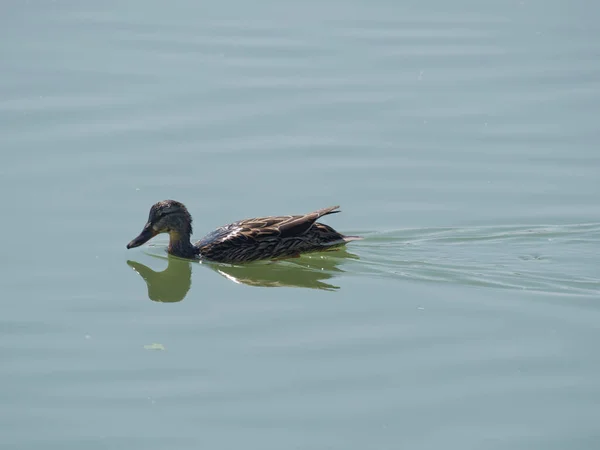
[195,206,359,263]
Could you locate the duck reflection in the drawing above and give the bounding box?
[127,257,192,303]
[127,250,358,302]
[213,250,359,291]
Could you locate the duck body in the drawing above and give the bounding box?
[127,201,361,264]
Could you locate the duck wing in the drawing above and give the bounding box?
[196,206,355,262]
[196,205,341,248]
[239,205,341,239]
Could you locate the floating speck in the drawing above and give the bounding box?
[144,343,166,351]
[85,334,91,340]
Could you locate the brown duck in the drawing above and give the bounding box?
[126,200,361,263]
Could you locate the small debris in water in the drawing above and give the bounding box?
[144,343,165,351]
[417,306,425,311]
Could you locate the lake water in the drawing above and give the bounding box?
[2,1,599,449]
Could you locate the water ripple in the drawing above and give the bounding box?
[354,223,600,296]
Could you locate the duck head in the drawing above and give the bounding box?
[126,200,193,249]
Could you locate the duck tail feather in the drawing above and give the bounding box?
[314,205,341,218]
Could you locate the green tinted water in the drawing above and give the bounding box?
[2,1,599,449]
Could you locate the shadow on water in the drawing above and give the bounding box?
[127,249,360,302]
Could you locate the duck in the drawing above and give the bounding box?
[126,200,362,264]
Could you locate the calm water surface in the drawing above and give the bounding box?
[1,1,599,449]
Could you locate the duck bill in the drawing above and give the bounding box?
[127,224,157,249]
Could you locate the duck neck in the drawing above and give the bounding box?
[167,230,197,258]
